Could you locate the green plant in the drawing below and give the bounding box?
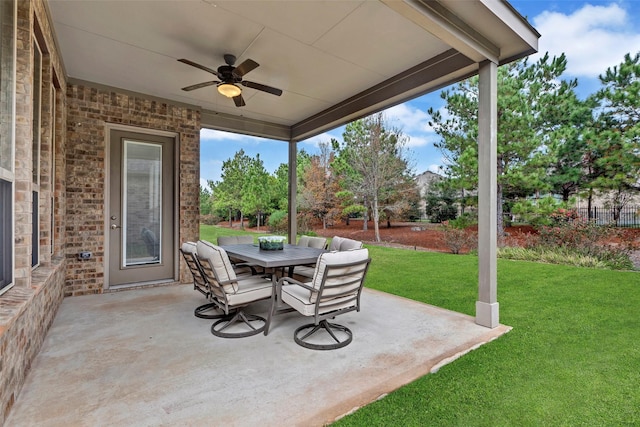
[267,210,288,233]
[440,215,477,254]
[512,196,575,227]
[537,219,634,269]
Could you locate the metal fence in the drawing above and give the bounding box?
[576,205,640,228]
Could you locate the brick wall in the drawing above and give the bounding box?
[65,84,201,296]
[0,260,65,423]
[0,0,68,423]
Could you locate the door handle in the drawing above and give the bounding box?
[111,224,121,230]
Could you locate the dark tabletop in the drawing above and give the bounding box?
[220,244,326,268]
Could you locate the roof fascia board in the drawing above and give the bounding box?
[201,110,292,141]
[382,0,500,63]
[291,49,474,141]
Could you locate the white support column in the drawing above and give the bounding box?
[287,140,297,244]
[476,60,499,328]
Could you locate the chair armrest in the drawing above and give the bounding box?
[277,276,315,292]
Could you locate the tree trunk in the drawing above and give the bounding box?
[587,188,594,220]
[240,212,244,230]
[373,195,381,242]
[363,196,368,231]
[228,208,232,227]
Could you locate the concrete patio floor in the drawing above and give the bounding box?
[6,284,510,426]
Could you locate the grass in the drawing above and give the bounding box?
[200,225,640,425]
[199,224,270,243]
[338,247,640,426]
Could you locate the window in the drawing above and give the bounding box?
[0,0,15,294]
[32,39,41,268]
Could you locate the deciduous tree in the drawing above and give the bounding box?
[333,113,414,242]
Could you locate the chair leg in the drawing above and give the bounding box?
[211,310,266,338]
[294,320,353,350]
[194,302,230,319]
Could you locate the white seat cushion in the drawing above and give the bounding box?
[328,236,344,251]
[181,241,197,255]
[196,240,238,293]
[227,275,273,306]
[311,248,369,291]
[281,284,358,317]
[339,238,363,251]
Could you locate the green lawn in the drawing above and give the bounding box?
[200,225,640,425]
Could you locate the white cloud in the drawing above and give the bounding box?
[531,4,640,78]
[404,135,431,148]
[385,103,433,134]
[200,158,223,184]
[299,131,341,150]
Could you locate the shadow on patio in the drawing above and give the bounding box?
[6,285,510,426]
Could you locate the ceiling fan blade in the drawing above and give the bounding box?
[233,59,259,77]
[178,59,221,77]
[241,80,283,96]
[233,94,246,107]
[181,81,219,91]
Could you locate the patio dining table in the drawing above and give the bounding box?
[219,243,327,335]
[219,243,326,270]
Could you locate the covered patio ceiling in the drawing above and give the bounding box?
[46,0,539,142]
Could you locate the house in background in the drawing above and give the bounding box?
[0,0,538,422]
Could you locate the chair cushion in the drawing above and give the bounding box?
[307,236,327,249]
[217,236,237,245]
[309,248,369,302]
[328,236,344,251]
[227,275,273,306]
[181,241,197,255]
[196,240,238,293]
[339,238,363,251]
[236,235,254,244]
[297,235,310,247]
[281,284,359,317]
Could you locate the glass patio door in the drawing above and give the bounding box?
[108,130,175,287]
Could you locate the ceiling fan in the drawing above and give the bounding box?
[178,54,283,107]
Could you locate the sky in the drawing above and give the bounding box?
[200,0,640,187]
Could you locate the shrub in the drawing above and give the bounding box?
[500,218,635,270]
[268,210,288,233]
[440,215,478,254]
[512,196,576,227]
[200,214,221,225]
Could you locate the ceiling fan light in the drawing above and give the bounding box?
[218,83,241,98]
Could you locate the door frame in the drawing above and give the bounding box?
[104,123,180,290]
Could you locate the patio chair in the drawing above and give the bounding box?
[292,236,363,280]
[296,235,327,249]
[181,241,236,319]
[272,248,371,350]
[196,240,273,338]
[217,235,262,275]
[337,237,363,251]
[288,236,328,278]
